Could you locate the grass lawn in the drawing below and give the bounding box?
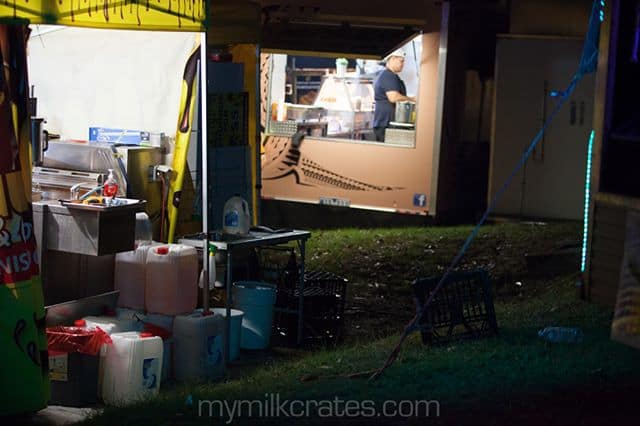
[82,222,640,425]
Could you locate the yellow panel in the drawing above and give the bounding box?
[0,0,206,32]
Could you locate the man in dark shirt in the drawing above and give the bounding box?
[373,49,416,142]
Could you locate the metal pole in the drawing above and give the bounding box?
[225,250,233,366]
[199,33,210,312]
[297,240,306,345]
[255,44,262,224]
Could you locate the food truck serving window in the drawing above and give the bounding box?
[263,36,422,147]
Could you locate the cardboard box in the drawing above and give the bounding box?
[89,127,150,145]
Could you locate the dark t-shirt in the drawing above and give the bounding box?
[373,68,406,128]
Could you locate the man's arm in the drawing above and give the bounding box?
[385,90,416,103]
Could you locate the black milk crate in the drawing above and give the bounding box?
[273,270,348,345]
[255,246,348,345]
[412,269,498,345]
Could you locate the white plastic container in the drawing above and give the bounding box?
[198,242,217,290]
[336,57,348,78]
[145,244,198,315]
[114,244,152,310]
[173,309,224,382]
[232,282,276,350]
[82,315,139,335]
[222,195,251,235]
[101,331,163,406]
[210,308,244,361]
[81,314,140,398]
[144,313,175,382]
[134,212,153,243]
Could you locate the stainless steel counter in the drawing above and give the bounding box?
[33,199,144,256]
[33,198,145,306]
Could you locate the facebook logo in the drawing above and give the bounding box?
[413,194,427,207]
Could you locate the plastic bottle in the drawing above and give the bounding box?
[198,242,216,290]
[538,326,584,343]
[103,168,118,198]
[223,195,250,235]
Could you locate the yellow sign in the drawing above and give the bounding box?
[0,0,207,32]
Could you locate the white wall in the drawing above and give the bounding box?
[28,25,198,140]
[397,35,422,97]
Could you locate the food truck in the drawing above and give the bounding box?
[260,33,441,216]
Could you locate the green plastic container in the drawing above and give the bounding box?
[1,279,49,415]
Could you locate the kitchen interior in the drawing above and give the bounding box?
[266,34,422,146]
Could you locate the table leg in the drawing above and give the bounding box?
[202,238,210,312]
[225,250,233,367]
[297,240,306,345]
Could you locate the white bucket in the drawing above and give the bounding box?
[101,331,163,406]
[210,308,244,361]
[232,282,276,350]
[173,309,224,382]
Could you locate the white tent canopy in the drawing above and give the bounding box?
[28,25,199,140]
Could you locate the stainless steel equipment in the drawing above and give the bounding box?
[35,141,163,238]
[33,199,144,305]
[384,127,416,146]
[285,104,325,122]
[30,117,59,166]
[34,199,144,256]
[313,75,375,138]
[46,291,120,327]
[32,140,163,305]
[394,101,416,124]
[30,118,47,166]
[114,146,163,239]
[34,141,127,199]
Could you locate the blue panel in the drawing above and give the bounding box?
[207,62,244,94]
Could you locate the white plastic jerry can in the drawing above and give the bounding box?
[145,244,198,315]
[114,243,154,310]
[101,331,163,406]
[172,309,224,382]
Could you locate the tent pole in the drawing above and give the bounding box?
[200,32,210,312]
